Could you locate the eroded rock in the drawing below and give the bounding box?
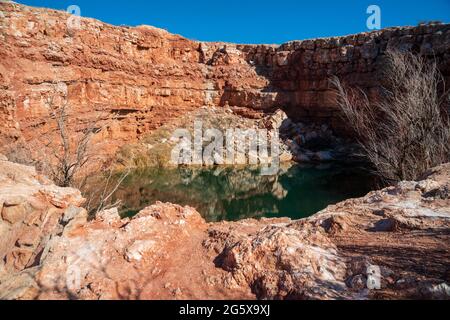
[0,159,449,300]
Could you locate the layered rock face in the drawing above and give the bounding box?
[1,1,449,155]
[0,156,449,300]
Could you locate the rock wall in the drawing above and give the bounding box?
[0,155,449,300]
[0,1,209,154]
[0,1,449,154]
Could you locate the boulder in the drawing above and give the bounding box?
[314,151,334,161]
[125,240,157,262]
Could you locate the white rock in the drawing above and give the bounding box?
[416,179,440,193]
[305,131,318,141]
[125,239,156,262]
[279,118,294,132]
[279,151,293,162]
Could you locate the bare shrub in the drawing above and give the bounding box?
[332,49,450,182]
[45,98,98,188]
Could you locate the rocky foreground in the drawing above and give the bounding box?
[0,155,449,300]
[1,1,449,157]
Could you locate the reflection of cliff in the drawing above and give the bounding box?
[112,165,285,221]
[111,164,374,222]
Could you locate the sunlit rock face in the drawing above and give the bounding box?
[0,2,449,157]
[108,163,374,222]
[0,157,449,300]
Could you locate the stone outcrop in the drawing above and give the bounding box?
[1,1,449,158]
[0,158,448,300]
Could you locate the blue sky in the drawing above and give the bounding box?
[15,0,450,44]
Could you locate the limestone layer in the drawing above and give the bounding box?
[0,155,449,300]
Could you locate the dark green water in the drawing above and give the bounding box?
[111,163,374,222]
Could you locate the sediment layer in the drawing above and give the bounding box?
[1,2,449,154]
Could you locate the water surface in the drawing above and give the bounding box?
[111,163,374,222]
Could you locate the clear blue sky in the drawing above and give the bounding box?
[15,0,450,44]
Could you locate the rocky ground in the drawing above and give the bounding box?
[1,155,449,300]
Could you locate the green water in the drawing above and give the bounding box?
[111,163,375,222]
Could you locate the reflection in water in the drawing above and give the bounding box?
[111,163,375,222]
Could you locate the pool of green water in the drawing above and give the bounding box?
[110,163,375,222]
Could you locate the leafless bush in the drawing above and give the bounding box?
[332,49,450,182]
[3,90,129,216]
[45,98,98,188]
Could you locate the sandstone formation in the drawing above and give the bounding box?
[0,2,449,160]
[115,107,355,171]
[0,157,449,300]
[0,156,87,299]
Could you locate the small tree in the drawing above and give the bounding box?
[332,50,450,182]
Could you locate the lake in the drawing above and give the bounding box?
[109,163,375,222]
